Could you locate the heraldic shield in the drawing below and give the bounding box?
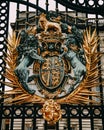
[2,12,102,124]
[33,31,70,93]
[39,56,65,91]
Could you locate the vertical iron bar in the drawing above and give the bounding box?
[25,0,29,29]
[44,120,47,130]
[5,119,10,130]
[65,7,68,22]
[46,0,49,12]
[36,0,39,25]
[85,14,88,27]
[79,105,82,130]
[56,122,59,130]
[33,104,36,130]
[21,105,25,130]
[16,2,20,33]
[102,105,104,130]
[90,106,94,130]
[67,105,71,130]
[75,0,78,25]
[10,105,14,130]
[85,0,88,27]
[56,1,58,15]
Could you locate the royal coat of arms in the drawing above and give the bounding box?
[2,12,102,124]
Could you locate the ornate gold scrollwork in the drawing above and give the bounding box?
[41,99,62,124]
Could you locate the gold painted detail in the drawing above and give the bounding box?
[1,29,102,105]
[56,29,102,105]
[41,99,62,124]
[1,32,45,104]
[1,13,103,124]
[39,13,62,35]
[39,31,63,43]
[41,56,63,88]
[1,17,103,106]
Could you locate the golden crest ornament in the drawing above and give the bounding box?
[1,13,103,123]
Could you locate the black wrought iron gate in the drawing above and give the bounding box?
[0,0,104,130]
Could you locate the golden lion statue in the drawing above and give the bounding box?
[39,13,62,34]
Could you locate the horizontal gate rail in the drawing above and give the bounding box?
[0,104,104,119]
